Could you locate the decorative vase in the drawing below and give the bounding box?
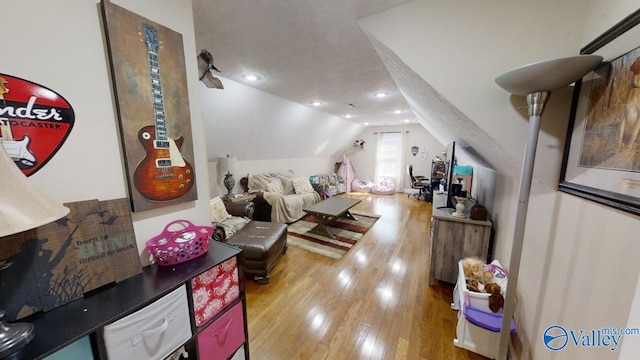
[452,196,467,218]
[224,173,235,195]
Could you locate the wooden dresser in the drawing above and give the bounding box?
[429,193,492,285]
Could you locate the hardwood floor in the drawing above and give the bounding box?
[244,193,488,360]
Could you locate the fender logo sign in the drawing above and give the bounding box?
[0,74,75,176]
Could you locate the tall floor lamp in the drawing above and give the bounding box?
[494,54,602,360]
[0,140,70,358]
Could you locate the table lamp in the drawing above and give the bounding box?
[219,154,237,196]
[494,54,602,360]
[0,140,70,358]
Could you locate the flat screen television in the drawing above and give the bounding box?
[438,141,456,209]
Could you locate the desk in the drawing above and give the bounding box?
[429,193,492,285]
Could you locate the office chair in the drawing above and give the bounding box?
[408,165,430,201]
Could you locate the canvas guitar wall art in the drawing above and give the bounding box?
[135,23,194,202]
[102,1,197,212]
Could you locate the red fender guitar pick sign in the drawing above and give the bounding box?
[0,74,75,176]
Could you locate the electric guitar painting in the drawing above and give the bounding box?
[133,23,194,201]
[0,79,37,169]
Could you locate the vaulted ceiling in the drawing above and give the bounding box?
[192,0,415,127]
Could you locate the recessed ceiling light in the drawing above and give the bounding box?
[364,122,369,126]
[244,74,260,81]
[311,101,323,106]
[345,114,352,119]
[373,92,388,98]
[404,119,410,123]
[394,110,402,114]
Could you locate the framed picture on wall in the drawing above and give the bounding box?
[560,9,640,216]
[101,0,197,212]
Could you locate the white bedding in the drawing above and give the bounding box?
[248,171,321,223]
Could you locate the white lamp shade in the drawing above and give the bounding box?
[0,141,69,237]
[495,55,603,95]
[219,156,237,175]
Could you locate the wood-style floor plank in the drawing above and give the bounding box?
[244,193,488,360]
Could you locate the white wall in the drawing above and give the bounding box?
[361,1,640,359]
[5,0,210,266]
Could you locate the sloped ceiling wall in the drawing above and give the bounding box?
[358,0,589,187]
[363,34,519,177]
[200,76,363,162]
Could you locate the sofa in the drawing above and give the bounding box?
[210,197,287,284]
[240,171,321,223]
[309,172,346,198]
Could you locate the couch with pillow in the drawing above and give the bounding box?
[209,196,253,238]
[240,171,321,223]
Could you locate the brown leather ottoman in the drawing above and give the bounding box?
[224,221,287,284]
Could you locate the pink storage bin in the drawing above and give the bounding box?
[191,257,240,327]
[197,301,245,360]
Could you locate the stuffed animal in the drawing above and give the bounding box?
[488,286,504,313]
[462,257,484,281]
[462,257,506,313]
[466,278,481,293]
[484,282,501,294]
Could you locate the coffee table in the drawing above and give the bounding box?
[303,197,361,239]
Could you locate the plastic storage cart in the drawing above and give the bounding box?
[452,260,515,359]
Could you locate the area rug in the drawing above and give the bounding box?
[287,210,380,259]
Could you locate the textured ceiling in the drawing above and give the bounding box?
[192,0,413,126]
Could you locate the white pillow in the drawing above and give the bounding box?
[280,176,295,195]
[266,180,283,193]
[209,197,231,223]
[292,177,315,194]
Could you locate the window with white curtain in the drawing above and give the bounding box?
[374,131,404,187]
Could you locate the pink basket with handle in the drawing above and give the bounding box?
[146,220,213,266]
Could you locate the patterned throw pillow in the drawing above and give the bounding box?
[219,216,251,238]
[266,180,283,193]
[292,177,315,194]
[209,197,231,223]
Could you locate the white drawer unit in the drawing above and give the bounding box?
[102,285,192,360]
